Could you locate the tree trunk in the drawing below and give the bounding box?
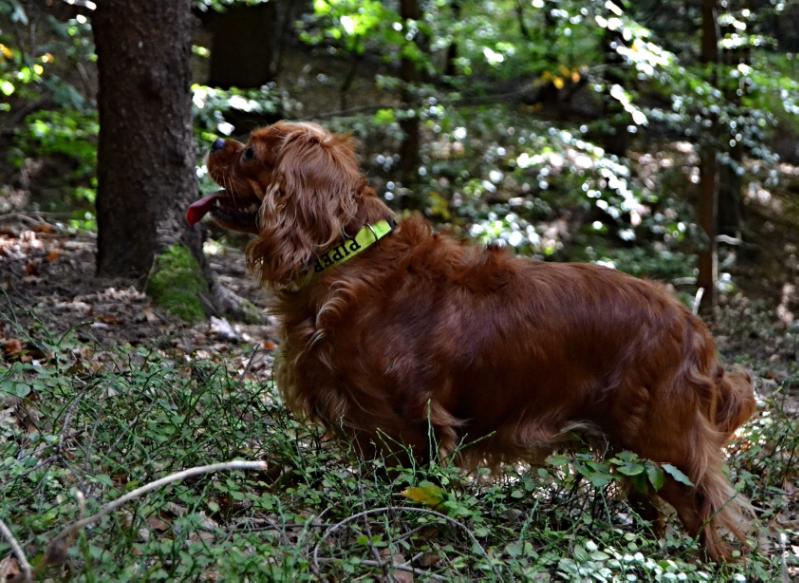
[601,27,628,157]
[515,0,530,40]
[339,53,360,110]
[698,0,719,313]
[92,0,202,280]
[717,2,748,238]
[444,1,460,77]
[399,0,422,206]
[208,2,278,89]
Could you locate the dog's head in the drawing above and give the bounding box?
[188,121,391,286]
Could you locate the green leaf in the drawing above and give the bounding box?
[646,464,665,491]
[613,451,639,463]
[546,454,570,467]
[373,108,396,125]
[584,471,614,488]
[313,0,331,16]
[573,544,589,562]
[616,463,645,477]
[473,526,490,537]
[629,472,649,495]
[505,540,534,558]
[0,380,31,398]
[94,474,114,487]
[0,80,15,96]
[576,460,615,488]
[662,464,694,487]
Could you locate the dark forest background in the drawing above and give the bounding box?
[0,1,797,581]
[2,0,799,312]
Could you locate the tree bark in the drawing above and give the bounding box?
[698,0,719,313]
[717,2,748,238]
[208,2,278,89]
[601,27,628,157]
[92,0,203,279]
[515,0,530,40]
[444,1,460,77]
[399,0,422,206]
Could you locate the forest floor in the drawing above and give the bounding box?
[0,212,798,581]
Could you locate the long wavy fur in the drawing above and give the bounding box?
[208,121,757,561]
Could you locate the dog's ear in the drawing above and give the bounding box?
[247,125,362,286]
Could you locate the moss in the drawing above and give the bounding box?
[238,298,264,324]
[146,245,208,323]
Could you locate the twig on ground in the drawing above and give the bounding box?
[0,516,33,583]
[48,460,268,561]
[312,506,499,580]
[0,213,49,226]
[240,343,261,380]
[58,393,85,454]
[692,287,705,316]
[358,484,387,578]
[778,531,790,583]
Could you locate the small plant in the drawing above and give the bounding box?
[0,292,793,581]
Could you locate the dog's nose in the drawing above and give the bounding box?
[211,138,226,152]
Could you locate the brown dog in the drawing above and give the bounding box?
[188,121,756,560]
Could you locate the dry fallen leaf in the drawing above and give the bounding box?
[24,261,39,276]
[33,223,55,234]
[146,516,170,532]
[97,314,123,325]
[188,530,216,544]
[401,483,446,508]
[0,555,21,581]
[47,248,62,263]
[417,551,441,568]
[377,550,414,583]
[2,338,23,358]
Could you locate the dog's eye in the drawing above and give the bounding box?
[242,147,255,161]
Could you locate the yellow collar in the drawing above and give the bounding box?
[312,219,394,275]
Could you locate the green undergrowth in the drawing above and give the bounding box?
[0,310,795,581]
[145,245,208,324]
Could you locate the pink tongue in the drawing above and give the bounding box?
[186,194,221,225]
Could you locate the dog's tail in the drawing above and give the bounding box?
[680,318,756,437]
[682,411,755,559]
[713,368,756,438]
[677,324,756,559]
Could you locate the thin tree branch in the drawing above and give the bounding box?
[309,65,608,122]
[240,343,262,380]
[0,516,32,583]
[49,460,267,553]
[692,287,705,316]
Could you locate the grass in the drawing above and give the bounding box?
[0,306,796,582]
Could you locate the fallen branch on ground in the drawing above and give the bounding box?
[47,460,268,563]
[0,516,32,583]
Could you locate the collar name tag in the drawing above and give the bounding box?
[313,219,394,274]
